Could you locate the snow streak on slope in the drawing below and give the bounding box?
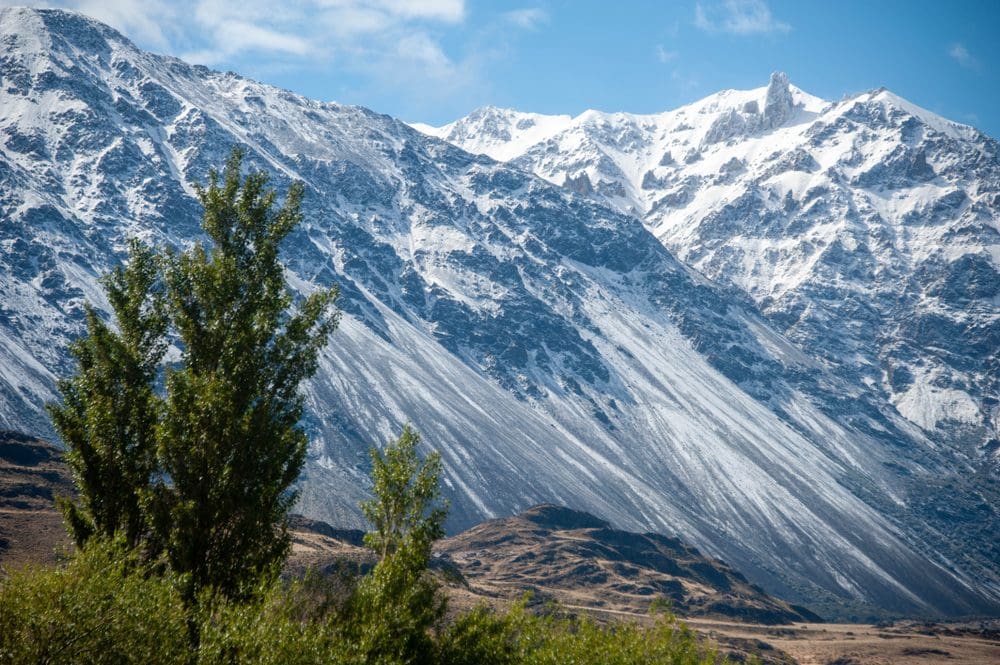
[1,9,998,618]
[418,73,1000,472]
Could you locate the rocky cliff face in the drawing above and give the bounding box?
[1,8,998,618]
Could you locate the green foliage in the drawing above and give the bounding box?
[436,605,524,665]
[195,578,341,665]
[0,539,189,664]
[0,544,344,665]
[649,595,675,615]
[438,602,724,665]
[0,545,726,665]
[361,425,447,562]
[338,426,448,664]
[149,147,340,602]
[48,240,167,551]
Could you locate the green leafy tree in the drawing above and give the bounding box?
[361,425,447,562]
[48,240,167,550]
[149,147,340,603]
[342,425,448,664]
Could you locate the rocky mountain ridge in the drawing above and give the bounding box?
[416,73,1000,470]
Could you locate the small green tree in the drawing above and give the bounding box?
[48,240,167,550]
[342,425,448,664]
[362,425,447,562]
[149,147,340,603]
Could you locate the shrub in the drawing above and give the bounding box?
[438,601,726,665]
[1,546,730,665]
[0,544,350,665]
[195,579,340,665]
[0,540,189,664]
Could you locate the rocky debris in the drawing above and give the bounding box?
[563,171,594,195]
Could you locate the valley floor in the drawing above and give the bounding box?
[682,618,1000,665]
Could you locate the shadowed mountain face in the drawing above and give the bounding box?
[0,8,998,618]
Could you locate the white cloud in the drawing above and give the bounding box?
[695,0,790,35]
[503,8,547,30]
[396,32,453,71]
[365,0,464,23]
[656,45,678,63]
[12,0,178,48]
[2,0,547,118]
[949,43,980,70]
[6,1,468,61]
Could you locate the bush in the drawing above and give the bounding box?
[438,605,524,665]
[0,540,189,664]
[0,543,344,665]
[438,601,726,665]
[1,546,729,665]
[196,579,340,665]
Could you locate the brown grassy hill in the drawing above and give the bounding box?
[434,503,820,625]
[287,503,818,624]
[0,431,73,568]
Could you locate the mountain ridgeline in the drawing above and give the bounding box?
[417,72,1000,469]
[1,8,998,619]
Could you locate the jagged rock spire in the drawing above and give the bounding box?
[763,71,794,129]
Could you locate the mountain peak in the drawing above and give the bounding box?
[762,70,794,129]
[1,6,126,45]
[466,104,513,119]
[0,6,140,73]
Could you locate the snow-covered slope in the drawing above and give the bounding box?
[2,9,998,618]
[418,73,1000,470]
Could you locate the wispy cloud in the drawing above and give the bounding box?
[948,42,980,70]
[6,0,523,112]
[12,0,468,64]
[694,0,790,35]
[503,8,547,30]
[34,0,179,49]
[655,45,678,63]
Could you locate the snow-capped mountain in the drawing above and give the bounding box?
[1,8,998,618]
[417,73,1000,472]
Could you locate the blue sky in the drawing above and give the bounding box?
[12,1,1000,136]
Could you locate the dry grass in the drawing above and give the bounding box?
[0,432,73,569]
[682,618,1000,665]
